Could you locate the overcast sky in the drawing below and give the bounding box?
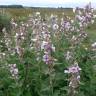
[0,0,96,8]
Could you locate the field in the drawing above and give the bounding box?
[3,8,96,40]
[0,5,96,96]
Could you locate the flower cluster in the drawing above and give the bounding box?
[9,64,18,79]
[64,64,81,74]
[64,61,81,90]
[1,2,95,96]
[63,3,96,95]
[41,27,55,64]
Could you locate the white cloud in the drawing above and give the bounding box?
[16,0,96,3]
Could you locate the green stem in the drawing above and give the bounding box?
[49,66,53,96]
[38,60,42,95]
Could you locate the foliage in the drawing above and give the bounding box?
[0,3,96,96]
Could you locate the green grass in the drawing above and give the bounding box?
[87,29,96,41]
[86,22,96,41]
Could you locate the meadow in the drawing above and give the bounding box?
[3,7,96,40]
[0,4,96,96]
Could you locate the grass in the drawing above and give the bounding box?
[86,22,96,41]
[87,29,96,41]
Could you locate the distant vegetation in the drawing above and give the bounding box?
[0,13,11,33]
[0,5,23,8]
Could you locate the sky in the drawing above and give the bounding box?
[0,0,96,8]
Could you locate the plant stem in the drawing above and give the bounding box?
[49,66,53,96]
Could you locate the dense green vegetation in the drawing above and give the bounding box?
[0,6,96,96]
